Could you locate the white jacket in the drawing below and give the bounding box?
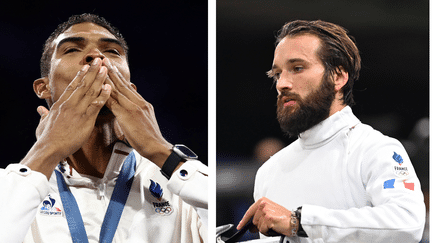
[0,142,208,243]
[254,106,425,243]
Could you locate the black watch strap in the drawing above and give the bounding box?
[160,151,184,179]
[296,206,308,238]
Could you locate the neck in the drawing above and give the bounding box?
[328,93,347,117]
[67,116,125,178]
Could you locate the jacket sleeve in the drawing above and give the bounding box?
[300,139,426,243]
[166,159,208,228]
[0,164,50,243]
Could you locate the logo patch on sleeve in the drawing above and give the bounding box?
[383,179,395,189]
[392,152,404,165]
[392,151,409,177]
[403,180,414,191]
[393,166,409,177]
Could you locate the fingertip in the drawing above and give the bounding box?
[237,219,244,230]
[80,64,90,73]
[103,84,112,92]
[36,106,43,116]
[37,106,48,116]
[99,65,108,74]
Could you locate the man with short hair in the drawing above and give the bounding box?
[0,13,207,243]
[237,20,425,242]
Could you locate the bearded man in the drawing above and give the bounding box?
[236,20,425,243]
[0,14,207,243]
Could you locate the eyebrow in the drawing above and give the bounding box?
[287,58,307,64]
[99,37,123,48]
[56,36,86,50]
[56,37,125,52]
[271,58,308,70]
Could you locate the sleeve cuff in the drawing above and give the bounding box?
[5,164,50,201]
[166,160,208,209]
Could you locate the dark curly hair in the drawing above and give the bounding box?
[40,13,128,78]
[275,20,361,107]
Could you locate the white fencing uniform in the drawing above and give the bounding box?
[0,142,208,243]
[254,106,425,243]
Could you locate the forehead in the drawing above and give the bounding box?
[53,22,117,48]
[274,34,322,63]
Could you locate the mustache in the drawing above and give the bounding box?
[277,90,302,103]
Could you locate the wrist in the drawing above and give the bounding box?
[290,210,299,237]
[160,144,198,179]
[20,140,64,179]
[140,143,172,168]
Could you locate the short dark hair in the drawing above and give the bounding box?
[40,13,128,78]
[275,20,361,107]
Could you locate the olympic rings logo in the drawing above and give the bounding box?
[155,206,173,215]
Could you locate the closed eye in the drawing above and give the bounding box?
[105,49,121,55]
[64,47,80,54]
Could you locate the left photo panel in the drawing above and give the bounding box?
[0,2,209,243]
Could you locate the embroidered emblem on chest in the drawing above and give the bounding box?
[149,179,173,215]
[40,194,63,217]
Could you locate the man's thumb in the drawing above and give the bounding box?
[37,106,49,117]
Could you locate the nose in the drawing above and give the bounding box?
[83,48,105,65]
[275,71,293,93]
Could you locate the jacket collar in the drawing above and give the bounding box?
[299,106,360,149]
[56,142,134,186]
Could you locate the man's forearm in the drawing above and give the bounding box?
[20,140,63,179]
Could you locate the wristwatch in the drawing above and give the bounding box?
[295,206,308,237]
[160,144,198,179]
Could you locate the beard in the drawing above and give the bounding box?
[276,74,336,138]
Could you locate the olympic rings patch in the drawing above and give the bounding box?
[154,206,173,215]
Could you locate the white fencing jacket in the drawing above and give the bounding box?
[254,106,425,243]
[0,142,208,243]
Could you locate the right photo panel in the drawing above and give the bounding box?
[216,1,429,243]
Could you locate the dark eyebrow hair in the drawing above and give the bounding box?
[56,36,86,50]
[99,38,126,51]
[99,37,122,46]
[288,58,307,63]
[56,37,125,52]
[269,58,309,76]
[271,58,308,70]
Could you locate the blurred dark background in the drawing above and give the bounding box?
[0,1,208,167]
[216,0,429,241]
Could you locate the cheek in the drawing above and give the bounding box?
[119,67,131,82]
[294,77,312,95]
[49,61,80,102]
[295,79,318,100]
[48,80,68,104]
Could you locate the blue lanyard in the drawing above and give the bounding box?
[55,152,136,243]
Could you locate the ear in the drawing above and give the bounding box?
[33,77,51,99]
[333,67,349,92]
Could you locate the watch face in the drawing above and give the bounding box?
[175,145,198,159]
